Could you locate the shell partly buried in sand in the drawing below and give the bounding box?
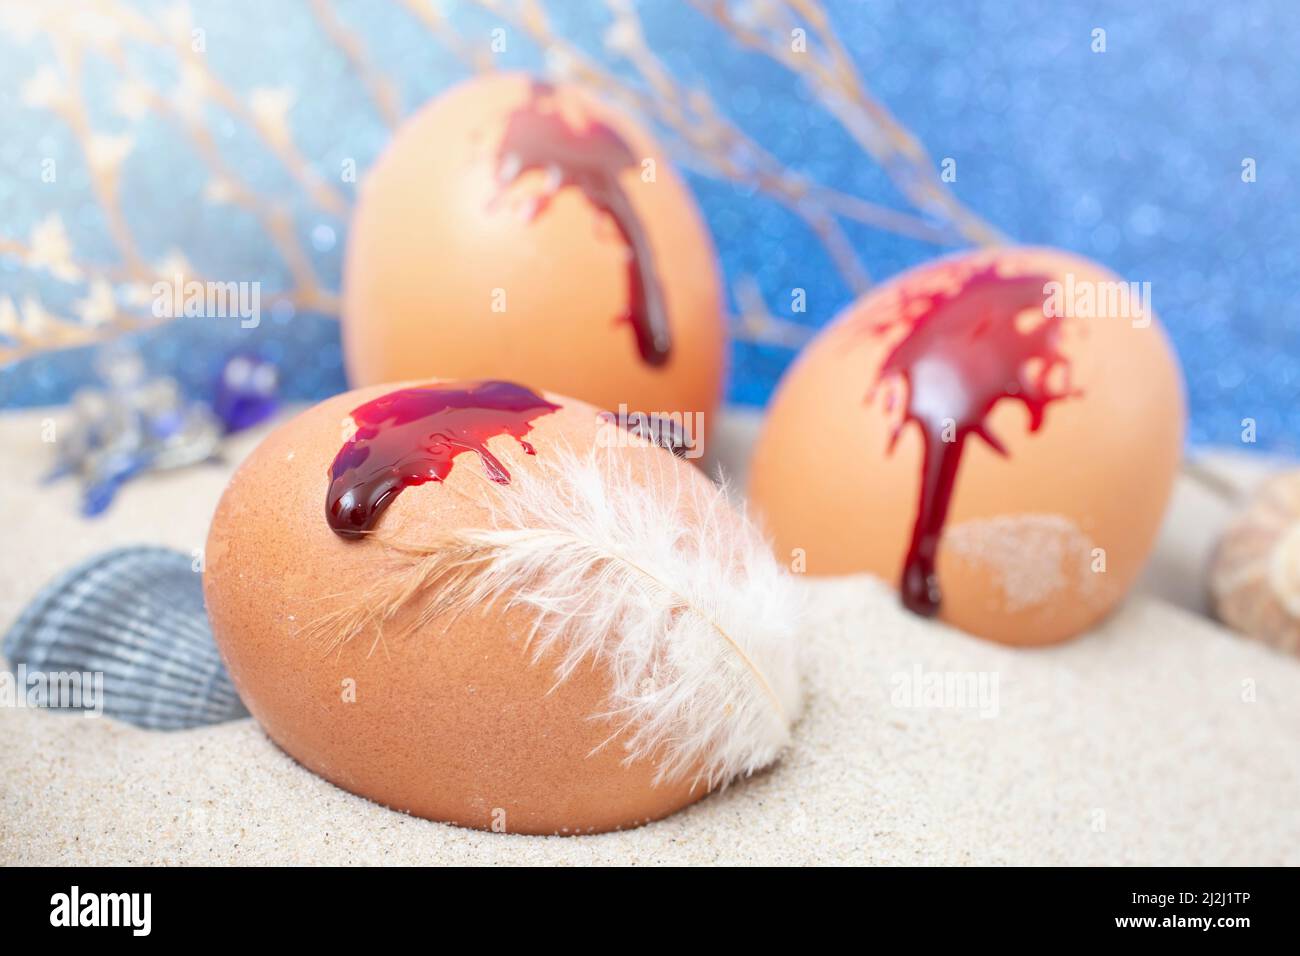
[2,547,248,730]
[1211,471,1300,655]
[202,381,802,835]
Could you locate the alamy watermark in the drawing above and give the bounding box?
[596,404,704,460]
[0,664,104,718]
[890,663,1000,719]
[1042,273,1151,328]
[50,886,150,936]
[152,274,261,328]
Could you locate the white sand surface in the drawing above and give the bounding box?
[1,409,1298,865]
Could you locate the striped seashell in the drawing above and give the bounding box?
[1210,470,1300,656]
[2,546,249,729]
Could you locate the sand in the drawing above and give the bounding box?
[1,409,1298,865]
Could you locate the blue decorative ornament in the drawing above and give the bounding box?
[213,352,280,434]
[47,343,222,516]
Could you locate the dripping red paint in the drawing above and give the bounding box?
[326,381,560,539]
[870,265,1077,617]
[494,82,671,366]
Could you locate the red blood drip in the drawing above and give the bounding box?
[494,82,671,366]
[326,380,560,539]
[870,265,1077,617]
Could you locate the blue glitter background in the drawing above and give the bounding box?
[1,0,1296,453]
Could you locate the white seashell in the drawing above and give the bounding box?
[1210,471,1300,655]
[2,546,248,729]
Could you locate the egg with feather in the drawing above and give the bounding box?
[204,380,801,834]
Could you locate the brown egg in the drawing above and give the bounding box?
[204,380,799,834]
[342,73,725,429]
[748,248,1186,646]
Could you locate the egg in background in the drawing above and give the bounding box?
[748,247,1186,646]
[342,73,724,426]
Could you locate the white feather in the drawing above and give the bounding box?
[307,444,804,790]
